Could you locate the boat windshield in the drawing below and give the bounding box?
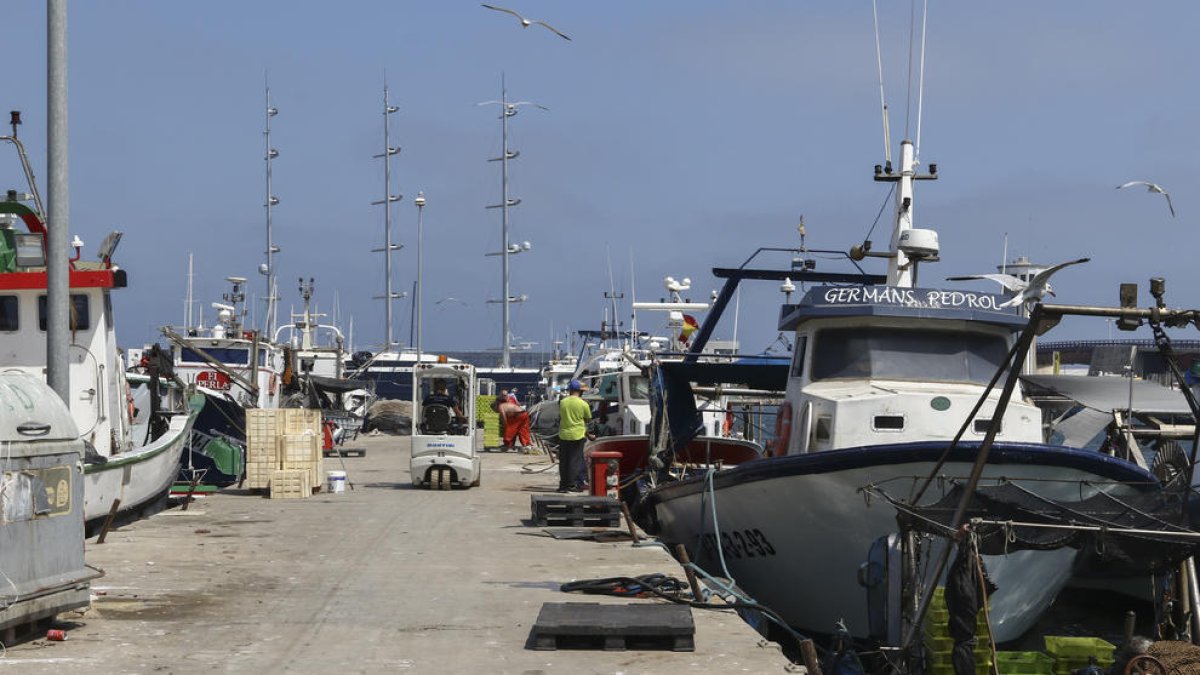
[181,347,250,366]
[810,326,1009,385]
[627,375,650,401]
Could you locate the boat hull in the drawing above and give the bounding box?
[83,406,199,522]
[640,441,1156,643]
[587,434,762,478]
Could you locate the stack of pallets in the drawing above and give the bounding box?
[245,409,324,498]
[530,494,621,527]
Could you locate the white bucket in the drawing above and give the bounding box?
[326,470,346,494]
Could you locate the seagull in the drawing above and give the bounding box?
[481,4,571,40]
[435,297,467,309]
[1117,181,1175,218]
[949,258,1091,309]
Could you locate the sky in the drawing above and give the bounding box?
[3,1,1199,358]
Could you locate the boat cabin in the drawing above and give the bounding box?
[0,202,135,456]
[778,285,1042,454]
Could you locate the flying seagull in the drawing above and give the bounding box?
[949,257,1091,309]
[481,4,571,40]
[1117,181,1175,218]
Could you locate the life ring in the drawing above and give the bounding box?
[772,401,793,457]
[722,405,734,437]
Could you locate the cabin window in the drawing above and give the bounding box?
[180,347,250,365]
[814,414,832,441]
[0,296,17,331]
[810,327,1008,385]
[627,375,650,401]
[973,419,1001,434]
[873,415,905,431]
[790,335,808,377]
[37,294,90,331]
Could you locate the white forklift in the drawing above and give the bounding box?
[411,361,481,489]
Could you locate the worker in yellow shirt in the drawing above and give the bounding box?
[557,379,592,492]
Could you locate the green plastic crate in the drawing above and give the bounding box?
[477,395,502,448]
[995,651,1055,675]
[1043,636,1116,663]
[929,664,993,675]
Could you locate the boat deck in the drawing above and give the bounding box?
[5,435,788,673]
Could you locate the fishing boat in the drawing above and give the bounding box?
[158,276,286,487]
[633,134,1164,645]
[0,182,199,523]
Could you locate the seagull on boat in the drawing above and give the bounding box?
[1116,181,1175,218]
[948,257,1091,309]
[481,4,571,40]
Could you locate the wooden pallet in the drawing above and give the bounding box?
[530,602,694,652]
[530,494,620,527]
[323,447,366,458]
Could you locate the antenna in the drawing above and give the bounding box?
[872,0,892,164]
[914,0,930,160]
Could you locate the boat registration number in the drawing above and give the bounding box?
[700,528,776,559]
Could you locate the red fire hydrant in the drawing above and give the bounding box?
[588,450,623,497]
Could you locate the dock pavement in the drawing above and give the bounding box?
[2,434,792,674]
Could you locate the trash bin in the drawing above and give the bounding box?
[0,372,92,633]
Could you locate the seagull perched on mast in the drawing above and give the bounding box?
[1116,181,1175,218]
[481,4,571,40]
[948,257,1090,309]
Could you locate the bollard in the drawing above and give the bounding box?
[588,450,623,497]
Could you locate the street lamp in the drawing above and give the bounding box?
[414,191,426,357]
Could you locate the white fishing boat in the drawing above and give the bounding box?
[163,276,286,411]
[636,132,1160,644]
[0,187,199,523]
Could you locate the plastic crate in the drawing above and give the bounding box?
[269,469,312,499]
[1043,637,1116,663]
[929,664,993,675]
[995,651,1055,675]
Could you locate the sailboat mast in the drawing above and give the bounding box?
[263,84,280,336]
[374,86,402,352]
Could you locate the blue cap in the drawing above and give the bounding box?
[568,379,583,391]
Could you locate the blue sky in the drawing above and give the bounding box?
[3,2,1198,355]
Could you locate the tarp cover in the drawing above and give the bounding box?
[1022,374,1193,416]
[893,481,1199,575]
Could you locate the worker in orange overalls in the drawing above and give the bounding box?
[493,396,532,452]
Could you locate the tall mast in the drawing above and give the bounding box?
[500,81,512,367]
[372,86,403,352]
[184,252,194,327]
[481,75,541,368]
[263,83,280,335]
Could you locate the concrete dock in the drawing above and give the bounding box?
[3,435,791,673]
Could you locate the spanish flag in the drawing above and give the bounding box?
[679,314,699,344]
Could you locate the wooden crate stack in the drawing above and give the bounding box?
[245,409,325,498]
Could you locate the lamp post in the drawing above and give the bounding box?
[414,191,426,357]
